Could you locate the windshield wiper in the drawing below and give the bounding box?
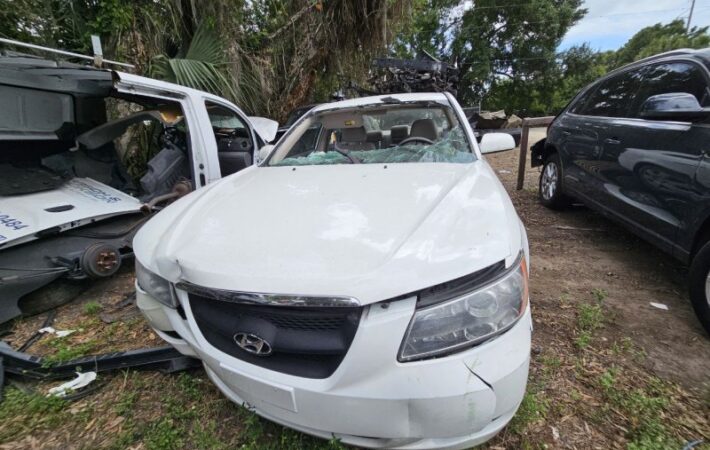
[332,147,361,164]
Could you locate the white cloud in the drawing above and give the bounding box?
[560,0,710,50]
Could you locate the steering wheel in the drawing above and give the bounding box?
[399,136,434,146]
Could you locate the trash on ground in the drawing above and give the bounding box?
[38,327,76,337]
[47,371,97,397]
[649,302,669,310]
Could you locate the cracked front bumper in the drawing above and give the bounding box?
[137,284,531,450]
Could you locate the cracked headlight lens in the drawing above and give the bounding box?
[135,260,176,308]
[399,255,528,362]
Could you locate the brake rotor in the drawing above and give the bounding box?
[80,243,121,278]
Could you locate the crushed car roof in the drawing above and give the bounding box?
[310,92,451,113]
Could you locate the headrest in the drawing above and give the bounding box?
[341,126,367,142]
[366,130,383,142]
[410,119,438,141]
[390,125,410,142]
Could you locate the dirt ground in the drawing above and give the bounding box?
[0,129,708,449]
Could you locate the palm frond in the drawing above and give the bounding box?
[149,21,235,100]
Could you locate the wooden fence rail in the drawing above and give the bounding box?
[516,116,555,190]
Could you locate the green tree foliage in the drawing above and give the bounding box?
[0,0,410,120]
[148,21,236,98]
[612,20,710,68]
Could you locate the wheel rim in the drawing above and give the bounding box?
[541,162,558,200]
[704,271,710,308]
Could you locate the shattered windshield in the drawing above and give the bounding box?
[267,103,476,166]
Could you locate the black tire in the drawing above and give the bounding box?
[538,153,571,209]
[18,279,90,317]
[689,240,710,336]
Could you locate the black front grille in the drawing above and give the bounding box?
[188,294,362,378]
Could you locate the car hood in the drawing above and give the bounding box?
[134,162,522,305]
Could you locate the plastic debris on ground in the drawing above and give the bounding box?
[47,371,97,397]
[38,327,76,337]
[649,302,669,311]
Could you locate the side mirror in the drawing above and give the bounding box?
[479,132,516,154]
[639,92,710,122]
[257,144,275,164]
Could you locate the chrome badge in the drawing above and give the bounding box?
[233,332,273,356]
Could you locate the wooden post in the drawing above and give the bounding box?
[515,116,555,191]
[516,125,529,190]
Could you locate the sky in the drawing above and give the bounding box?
[559,0,710,51]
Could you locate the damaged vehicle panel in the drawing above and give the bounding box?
[0,54,277,324]
[134,93,530,449]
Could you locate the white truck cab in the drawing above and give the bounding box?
[0,54,276,324]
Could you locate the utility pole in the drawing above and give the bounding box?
[687,0,696,33]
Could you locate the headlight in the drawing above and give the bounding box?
[399,255,528,362]
[135,260,177,308]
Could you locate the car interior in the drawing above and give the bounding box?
[206,101,255,177]
[0,64,194,202]
[269,103,477,166]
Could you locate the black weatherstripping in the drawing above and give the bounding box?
[188,295,362,378]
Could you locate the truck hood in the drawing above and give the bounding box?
[134,161,522,305]
[0,178,142,249]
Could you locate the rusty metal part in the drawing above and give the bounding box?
[80,242,121,278]
[140,179,193,213]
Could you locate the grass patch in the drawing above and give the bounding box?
[598,369,680,449]
[42,337,97,366]
[575,294,605,349]
[0,387,68,442]
[591,288,608,302]
[83,301,102,315]
[507,389,549,435]
[145,417,184,450]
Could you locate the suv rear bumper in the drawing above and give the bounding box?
[137,284,531,450]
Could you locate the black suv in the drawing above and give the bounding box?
[532,48,710,334]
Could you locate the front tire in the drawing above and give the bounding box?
[688,241,710,335]
[538,153,571,209]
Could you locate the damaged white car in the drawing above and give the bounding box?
[0,53,276,324]
[134,93,530,449]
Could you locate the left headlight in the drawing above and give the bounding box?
[135,260,177,308]
[399,255,528,362]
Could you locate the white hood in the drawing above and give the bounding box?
[0,177,142,249]
[134,161,522,305]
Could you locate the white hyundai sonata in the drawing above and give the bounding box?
[133,93,531,449]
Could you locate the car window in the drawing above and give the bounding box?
[267,104,475,166]
[205,101,249,139]
[582,68,645,117]
[633,62,710,115]
[569,87,596,114]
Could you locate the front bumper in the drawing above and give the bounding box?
[137,284,532,450]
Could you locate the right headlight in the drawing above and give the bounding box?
[399,255,528,362]
[135,260,177,308]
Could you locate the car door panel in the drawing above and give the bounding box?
[554,113,603,200]
[598,61,710,254]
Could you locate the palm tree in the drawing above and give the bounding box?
[149,21,235,99]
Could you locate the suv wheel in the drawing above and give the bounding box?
[689,240,710,335]
[538,153,570,209]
